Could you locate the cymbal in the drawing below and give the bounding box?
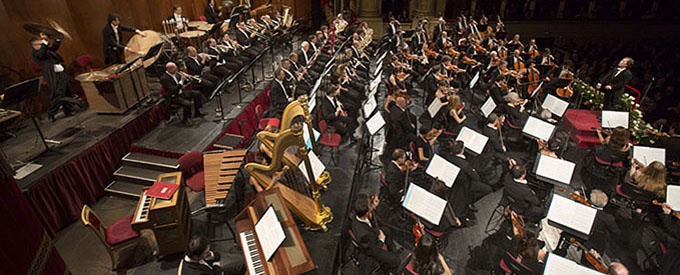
[47,19,72,40]
[23,23,63,40]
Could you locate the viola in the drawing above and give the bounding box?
[411,215,424,244]
[568,238,609,273]
[652,200,680,220]
[504,208,524,238]
[558,187,592,207]
[400,160,417,172]
[424,48,438,57]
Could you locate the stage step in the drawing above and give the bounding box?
[105,180,146,199]
[121,152,179,172]
[113,165,166,186]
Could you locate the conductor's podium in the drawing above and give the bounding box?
[75,64,150,114]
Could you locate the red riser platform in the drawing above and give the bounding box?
[562,109,602,148]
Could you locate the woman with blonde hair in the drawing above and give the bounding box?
[440,94,465,137]
[630,160,667,199]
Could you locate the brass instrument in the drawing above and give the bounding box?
[245,123,333,231]
[178,71,202,83]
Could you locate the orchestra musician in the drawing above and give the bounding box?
[178,235,246,275]
[31,33,77,122]
[320,84,358,142]
[350,194,401,273]
[597,57,634,110]
[445,140,493,225]
[168,5,188,31]
[269,68,293,115]
[184,46,219,96]
[205,38,231,78]
[503,164,546,224]
[102,13,145,65]
[204,0,222,24]
[160,62,206,125]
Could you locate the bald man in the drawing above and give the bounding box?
[160,62,206,125]
[184,46,218,96]
[205,39,231,78]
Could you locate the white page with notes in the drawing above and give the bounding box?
[547,195,597,236]
[402,184,447,226]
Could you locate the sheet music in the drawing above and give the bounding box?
[523,116,556,141]
[370,74,382,92]
[547,195,597,236]
[543,253,602,275]
[542,94,569,117]
[376,51,389,65]
[402,184,447,225]
[302,123,320,150]
[667,185,680,212]
[456,126,489,155]
[363,96,378,119]
[425,154,461,187]
[255,206,286,261]
[469,71,480,89]
[366,112,386,135]
[298,150,326,183]
[480,97,497,118]
[374,62,383,77]
[601,110,629,129]
[310,77,323,96]
[308,95,317,111]
[632,146,665,166]
[535,154,575,185]
[427,99,444,118]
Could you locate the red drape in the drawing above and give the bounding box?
[0,176,67,275]
[25,104,166,236]
[205,83,272,151]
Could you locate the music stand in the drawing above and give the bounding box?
[142,42,164,62]
[3,77,56,153]
[114,56,143,74]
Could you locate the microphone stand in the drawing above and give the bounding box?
[638,77,655,110]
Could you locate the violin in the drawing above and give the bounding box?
[400,160,417,172]
[444,63,464,73]
[411,215,424,244]
[396,72,410,82]
[426,129,443,140]
[504,208,524,238]
[461,56,480,66]
[652,200,680,219]
[446,47,461,58]
[558,187,592,207]
[568,238,609,273]
[424,48,438,57]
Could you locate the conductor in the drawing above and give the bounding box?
[102,13,145,65]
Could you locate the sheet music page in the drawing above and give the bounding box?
[469,71,480,89]
[523,116,555,141]
[425,154,461,187]
[370,74,382,92]
[456,126,489,154]
[363,96,378,119]
[547,195,597,236]
[480,97,497,118]
[302,123,320,150]
[366,112,386,135]
[311,77,323,96]
[667,185,680,211]
[633,146,666,166]
[377,51,389,65]
[298,150,326,183]
[542,94,569,117]
[402,184,447,225]
[374,62,384,77]
[601,110,629,129]
[255,206,287,261]
[535,154,575,185]
[308,96,317,112]
[543,253,602,275]
[428,98,444,118]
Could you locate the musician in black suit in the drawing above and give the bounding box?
[446,141,493,224]
[350,195,401,272]
[168,5,188,31]
[184,46,218,97]
[383,149,411,205]
[580,190,621,257]
[235,22,263,57]
[432,17,445,44]
[269,69,292,115]
[204,0,222,24]
[388,97,417,152]
[102,13,144,65]
[178,235,245,275]
[597,57,633,110]
[503,165,545,224]
[320,85,357,140]
[31,34,77,122]
[160,62,206,125]
[205,38,232,77]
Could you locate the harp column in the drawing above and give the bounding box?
[356,0,382,40]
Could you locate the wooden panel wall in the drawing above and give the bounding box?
[0,0,311,79]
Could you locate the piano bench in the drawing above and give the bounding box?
[105,216,140,246]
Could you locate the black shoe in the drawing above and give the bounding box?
[461,217,477,227]
[194,111,207,117]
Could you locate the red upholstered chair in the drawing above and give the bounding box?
[199,15,207,22]
[80,205,141,272]
[160,85,183,122]
[318,120,341,165]
[256,104,280,130]
[178,151,205,192]
[76,54,101,72]
[498,251,533,275]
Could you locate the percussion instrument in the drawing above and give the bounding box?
[187,21,207,28]
[179,30,206,47]
[124,30,164,68]
[23,22,66,40]
[198,23,215,32]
